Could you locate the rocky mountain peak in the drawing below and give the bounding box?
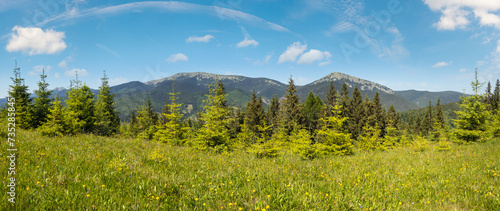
[311,72,394,94]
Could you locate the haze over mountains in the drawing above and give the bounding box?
[1,72,465,120]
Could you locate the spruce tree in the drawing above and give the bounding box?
[453,69,490,143]
[154,82,189,143]
[159,98,170,125]
[315,103,353,156]
[386,105,399,129]
[38,94,68,136]
[415,115,422,135]
[279,76,303,135]
[348,85,365,140]
[31,69,52,128]
[434,98,445,128]
[302,91,323,133]
[129,110,139,137]
[245,91,266,136]
[325,81,338,117]
[493,79,500,114]
[195,78,232,151]
[267,95,280,131]
[65,76,95,134]
[422,100,433,135]
[94,71,120,136]
[8,62,32,129]
[136,96,156,139]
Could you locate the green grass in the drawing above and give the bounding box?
[1,129,499,210]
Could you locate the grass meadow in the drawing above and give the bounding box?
[1,128,499,210]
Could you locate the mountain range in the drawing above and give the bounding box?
[1,72,465,121]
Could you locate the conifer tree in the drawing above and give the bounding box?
[434,98,445,128]
[386,105,399,129]
[136,96,156,139]
[159,98,170,125]
[154,82,189,143]
[365,92,385,134]
[245,91,266,136]
[279,76,303,135]
[453,69,490,143]
[8,62,32,129]
[415,115,422,135]
[348,85,365,140]
[128,110,139,136]
[31,69,52,128]
[325,81,338,117]
[267,95,280,131]
[493,79,500,114]
[315,104,353,156]
[422,100,433,135]
[303,91,324,133]
[38,94,68,136]
[65,75,95,134]
[485,81,492,107]
[94,71,120,136]
[195,78,232,151]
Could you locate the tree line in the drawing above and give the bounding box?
[4,65,500,159]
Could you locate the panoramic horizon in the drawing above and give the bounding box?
[2,0,500,98]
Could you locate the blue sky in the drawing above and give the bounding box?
[2,0,500,98]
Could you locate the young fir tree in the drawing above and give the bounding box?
[279,76,303,135]
[453,69,490,143]
[128,110,139,137]
[94,71,120,136]
[415,115,422,135]
[422,100,433,135]
[485,81,493,107]
[267,95,280,132]
[339,81,351,131]
[325,81,338,117]
[159,98,170,125]
[195,78,232,151]
[434,98,445,128]
[65,75,95,134]
[8,62,32,129]
[386,105,399,129]
[315,103,353,156]
[493,79,500,114]
[348,85,365,140]
[302,91,324,133]
[154,82,189,143]
[245,91,266,136]
[38,94,68,136]
[31,69,53,128]
[136,96,157,139]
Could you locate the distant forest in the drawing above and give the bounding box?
[3,65,500,158]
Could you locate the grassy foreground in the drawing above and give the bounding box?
[1,129,499,210]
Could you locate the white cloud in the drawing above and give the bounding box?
[54,72,60,78]
[432,61,452,68]
[166,53,188,63]
[424,0,500,30]
[278,42,307,64]
[297,49,332,65]
[38,2,289,32]
[29,65,52,76]
[459,68,468,72]
[186,35,214,43]
[253,53,273,65]
[109,77,129,86]
[58,56,72,69]
[6,26,66,55]
[319,60,331,66]
[435,6,470,30]
[64,68,88,77]
[237,38,259,48]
